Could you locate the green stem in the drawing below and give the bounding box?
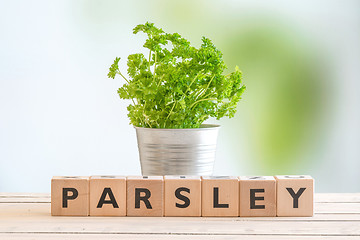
[190,98,217,109]
[201,92,213,101]
[193,75,215,101]
[164,100,177,127]
[201,74,215,96]
[153,52,157,83]
[142,113,152,128]
[186,70,203,93]
[225,72,232,77]
[117,70,129,83]
[131,98,146,127]
[142,101,146,120]
[148,50,152,71]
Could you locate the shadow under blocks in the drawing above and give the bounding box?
[51,175,314,217]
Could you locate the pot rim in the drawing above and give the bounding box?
[133,124,220,131]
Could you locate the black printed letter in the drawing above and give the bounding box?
[97,188,119,208]
[250,189,265,209]
[62,188,78,208]
[286,188,306,208]
[213,187,229,208]
[135,188,152,209]
[175,187,190,208]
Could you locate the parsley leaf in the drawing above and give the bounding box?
[108,22,246,128]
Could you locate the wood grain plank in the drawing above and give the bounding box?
[315,193,360,203]
[0,203,359,235]
[0,198,50,203]
[0,233,359,239]
[0,194,359,237]
[315,202,360,213]
[0,219,359,236]
[0,193,49,198]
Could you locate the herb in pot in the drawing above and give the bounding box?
[108,22,246,128]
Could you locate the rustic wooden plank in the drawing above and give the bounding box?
[0,193,50,198]
[0,218,359,236]
[315,193,360,203]
[0,198,50,203]
[0,203,359,235]
[315,202,360,213]
[0,194,359,237]
[0,233,359,239]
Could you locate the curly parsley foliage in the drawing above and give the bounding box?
[108,22,246,128]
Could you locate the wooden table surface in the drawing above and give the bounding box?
[0,193,359,239]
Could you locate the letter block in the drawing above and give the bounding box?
[126,176,164,216]
[164,176,201,217]
[239,176,276,217]
[201,176,239,217]
[51,176,89,216]
[275,175,314,217]
[89,176,126,216]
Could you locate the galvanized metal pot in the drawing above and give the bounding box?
[134,124,220,176]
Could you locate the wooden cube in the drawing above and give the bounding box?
[89,176,126,216]
[51,176,89,216]
[164,176,201,217]
[239,176,276,217]
[275,175,314,217]
[126,176,164,216]
[201,176,239,217]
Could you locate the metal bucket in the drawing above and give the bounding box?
[134,124,220,176]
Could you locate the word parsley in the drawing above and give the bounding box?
[108,22,246,128]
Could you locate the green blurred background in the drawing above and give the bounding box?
[0,0,359,192]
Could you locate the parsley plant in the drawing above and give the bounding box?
[108,22,246,128]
